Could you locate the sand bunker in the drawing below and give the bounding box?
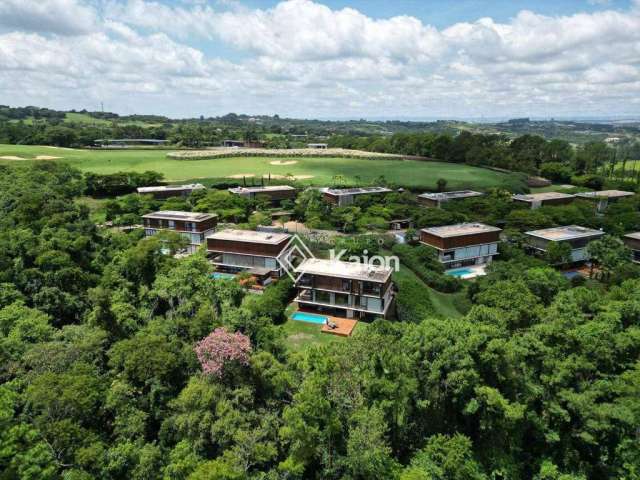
[0,155,61,160]
[227,174,255,179]
[270,160,298,166]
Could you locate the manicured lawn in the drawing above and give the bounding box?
[280,304,370,352]
[0,144,525,191]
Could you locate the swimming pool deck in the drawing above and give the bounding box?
[296,308,358,337]
[321,317,358,337]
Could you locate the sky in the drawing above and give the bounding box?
[0,0,639,119]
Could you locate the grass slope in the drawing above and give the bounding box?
[0,144,524,190]
[391,259,468,318]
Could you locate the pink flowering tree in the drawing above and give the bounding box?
[194,327,252,378]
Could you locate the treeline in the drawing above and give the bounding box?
[0,121,172,147]
[85,171,165,196]
[330,131,640,180]
[0,105,66,121]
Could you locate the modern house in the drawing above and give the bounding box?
[575,190,635,213]
[142,210,217,253]
[222,140,245,147]
[512,192,575,209]
[294,258,394,319]
[206,229,293,285]
[228,185,297,204]
[623,232,640,263]
[307,143,328,149]
[321,187,392,206]
[420,223,501,268]
[137,183,205,199]
[417,190,484,208]
[524,225,604,263]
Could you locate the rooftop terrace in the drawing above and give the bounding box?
[228,185,296,194]
[137,183,205,193]
[207,229,291,244]
[525,225,604,241]
[422,222,501,238]
[418,190,484,201]
[295,258,392,282]
[322,186,392,196]
[142,210,216,222]
[575,190,634,199]
[512,192,575,202]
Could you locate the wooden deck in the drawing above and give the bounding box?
[321,316,358,337]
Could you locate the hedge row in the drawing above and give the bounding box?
[392,244,462,293]
[167,147,413,161]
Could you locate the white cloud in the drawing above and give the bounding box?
[0,0,639,117]
[0,0,97,35]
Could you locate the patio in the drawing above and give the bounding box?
[321,316,358,337]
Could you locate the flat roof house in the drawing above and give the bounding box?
[294,258,394,320]
[512,192,575,209]
[137,183,205,199]
[575,190,635,213]
[321,187,392,206]
[420,223,501,268]
[525,225,604,263]
[142,211,217,254]
[307,143,328,149]
[228,185,297,204]
[623,232,640,263]
[222,140,245,147]
[417,190,484,208]
[206,229,293,285]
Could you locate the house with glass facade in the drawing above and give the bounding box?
[419,223,501,268]
[294,258,394,320]
[206,229,293,284]
[524,225,604,263]
[142,210,217,253]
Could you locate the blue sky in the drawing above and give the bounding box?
[0,0,639,119]
[243,0,632,26]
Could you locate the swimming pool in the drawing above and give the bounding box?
[291,311,328,324]
[211,272,236,280]
[445,267,474,278]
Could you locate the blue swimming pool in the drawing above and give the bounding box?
[211,272,236,280]
[446,267,474,278]
[291,312,328,324]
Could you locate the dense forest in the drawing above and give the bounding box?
[1,162,640,479]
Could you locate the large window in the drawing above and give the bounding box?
[316,291,331,304]
[335,293,349,306]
